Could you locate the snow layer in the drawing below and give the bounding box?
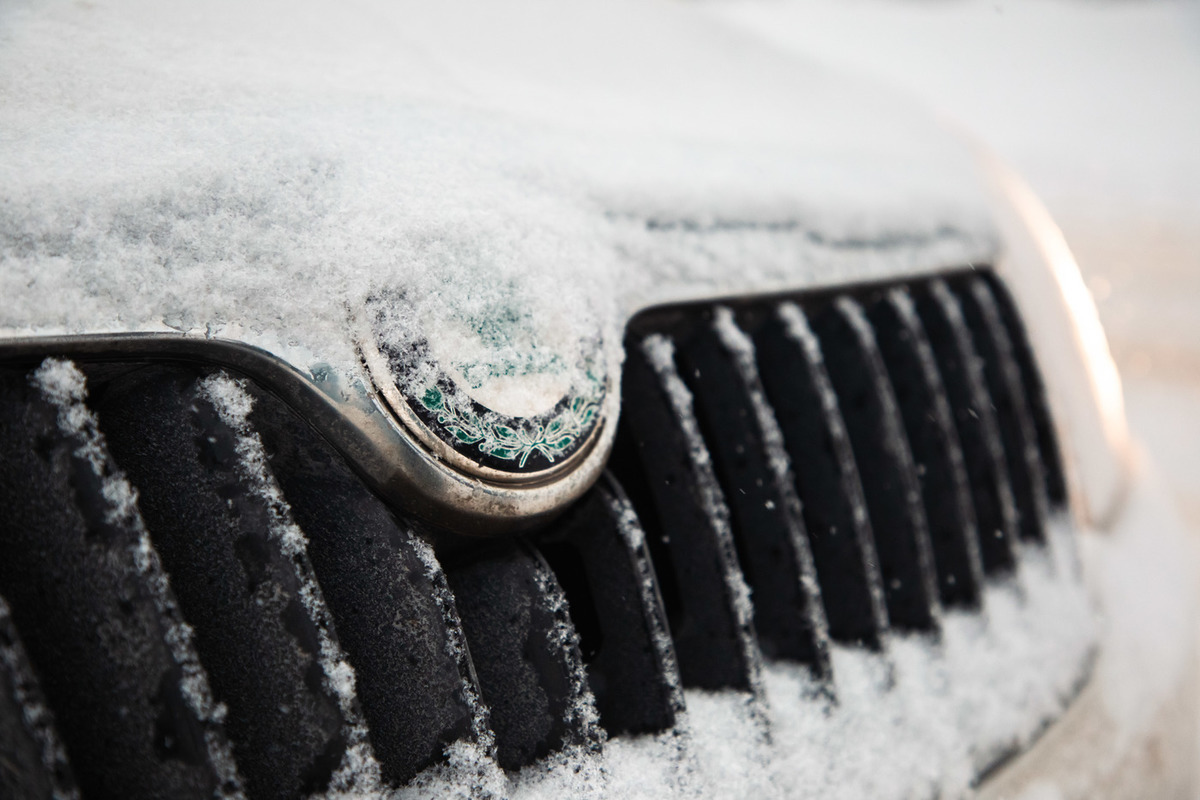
[705,0,1200,227]
[0,0,998,414]
[499,519,1094,800]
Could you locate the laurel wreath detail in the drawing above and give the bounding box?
[419,383,601,468]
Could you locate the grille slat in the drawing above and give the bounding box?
[915,280,1021,575]
[536,477,684,735]
[610,334,763,691]
[444,545,602,771]
[245,382,493,785]
[750,303,889,649]
[674,307,832,674]
[983,273,1069,506]
[865,289,986,608]
[809,296,942,632]
[0,594,79,800]
[0,367,243,800]
[95,367,355,800]
[953,276,1051,543]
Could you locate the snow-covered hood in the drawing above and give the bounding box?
[0,0,1003,525]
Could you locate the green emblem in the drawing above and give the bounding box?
[418,378,602,469]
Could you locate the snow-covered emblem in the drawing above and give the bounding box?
[359,290,607,477]
[415,381,602,470]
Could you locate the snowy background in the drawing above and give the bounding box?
[707,0,1200,532]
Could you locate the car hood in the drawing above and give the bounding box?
[0,0,997,420]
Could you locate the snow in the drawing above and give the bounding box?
[703,0,1200,228]
[0,0,998,418]
[30,359,247,800]
[494,518,1095,800]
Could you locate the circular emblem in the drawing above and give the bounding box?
[358,291,607,483]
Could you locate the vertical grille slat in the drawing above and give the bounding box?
[866,289,986,608]
[245,382,493,787]
[94,367,355,800]
[674,307,832,674]
[0,594,79,800]
[953,276,1051,542]
[915,280,1021,575]
[809,296,942,632]
[444,545,602,771]
[610,334,762,691]
[0,366,243,800]
[749,303,889,649]
[536,476,684,736]
[982,273,1069,507]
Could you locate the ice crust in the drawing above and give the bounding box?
[0,0,998,415]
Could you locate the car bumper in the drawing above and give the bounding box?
[979,450,1199,799]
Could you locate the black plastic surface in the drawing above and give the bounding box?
[749,306,888,648]
[675,311,832,673]
[444,544,600,770]
[809,297,941,632]
[537,477,684,734]
[866,290,986,608]
[0,368,236,799]
[245,381,485,786]
[915,282,1020,575]
[93,366,352,799]
[611,335,762,689]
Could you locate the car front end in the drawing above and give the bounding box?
[0,1,1195,798]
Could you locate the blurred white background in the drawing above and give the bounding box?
[708,0,1200,528]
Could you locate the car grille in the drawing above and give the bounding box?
[604,269,1068,686]
[0,268,1087,799]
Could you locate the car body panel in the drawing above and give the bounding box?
[1,1,1187,796]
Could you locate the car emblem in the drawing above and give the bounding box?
[357,291,607,484]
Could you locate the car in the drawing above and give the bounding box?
[0,1,1195,798]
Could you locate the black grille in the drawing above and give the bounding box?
[0,268,1076,798]
[608,268,1071,680]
